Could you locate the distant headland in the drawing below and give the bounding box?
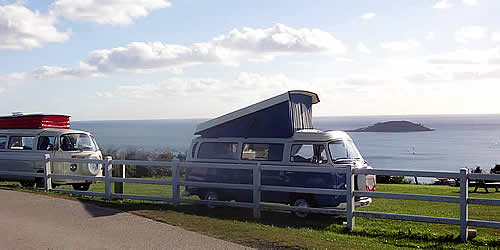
[347,121,434,132]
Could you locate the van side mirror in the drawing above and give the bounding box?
[47,144,54,151]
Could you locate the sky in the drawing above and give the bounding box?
[0,0,499,121]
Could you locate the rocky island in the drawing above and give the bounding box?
[347,121,434,132]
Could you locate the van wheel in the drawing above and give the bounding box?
[72,183,90,191]
[203,191,219,208]
[20,181,35,188]
[291,197,314,218]
[35,178,45,188]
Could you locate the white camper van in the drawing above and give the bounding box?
[0,114,102,191]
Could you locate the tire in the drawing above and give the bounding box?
[291,196,314,218]
[203,191,219,209]
[20,180,35,188]
[72,183,91,191]
[35,178,44,188]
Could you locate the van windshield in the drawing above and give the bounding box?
[328,140,361,162]
[60,133,96,151]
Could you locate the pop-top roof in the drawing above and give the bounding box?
[0,113,71,129]
[195,90,319,138]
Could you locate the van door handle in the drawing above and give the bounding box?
[285,171,294,175]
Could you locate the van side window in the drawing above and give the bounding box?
[242,143,284,161]
[197,142,238,159]
[8,136,34,150]
[290,144,327,164]
[0,136,6,149]
[37,136,56,151]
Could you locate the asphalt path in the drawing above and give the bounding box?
[0,189,251,250]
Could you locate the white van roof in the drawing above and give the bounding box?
[0,128,90,136]
[193,130,352,143]
[292,130,352,141]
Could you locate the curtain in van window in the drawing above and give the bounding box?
[289,93,313,131]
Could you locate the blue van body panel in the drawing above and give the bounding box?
[195,93,314,138]
[186,166,348,207]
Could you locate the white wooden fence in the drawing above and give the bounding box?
[1,154,499,242]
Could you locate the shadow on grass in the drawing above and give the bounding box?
[1,184,498,249]
[0,183,20,188]
[72,197,499,248]
[74,197,346,231]
[80,202,124,218]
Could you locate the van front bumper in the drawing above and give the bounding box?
[336,197,372,209]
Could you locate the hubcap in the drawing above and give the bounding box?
[294,199,309,218]
[205,192,218,208]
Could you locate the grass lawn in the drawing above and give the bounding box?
[1,181,498,249]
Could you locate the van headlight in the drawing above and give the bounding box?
[88,163,100,175]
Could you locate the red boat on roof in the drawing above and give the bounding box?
[0,113,70,129]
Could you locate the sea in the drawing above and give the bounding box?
[72,114,500,174]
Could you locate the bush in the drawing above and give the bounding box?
[376,175,412,184]
[101,146,188,178]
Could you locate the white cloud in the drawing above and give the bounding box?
[0,4,70,50]
[119,77,220,99]
[52,0,171,25]
[433,0,453,9]
[492,32,500,43]
[211,24,345,56]
[426,48,494,65]
[1,24,345,86]
[401,47,500,83]
[463,0,478,6]
[360,12,376,20]
[455,25,487,43]
[84,24,345,74]
[336,57,353,63]
[380,40,420,51]
[96,92,114,98]
[425,32,434,41]
[119,72,306,100]
[358,42,371,54]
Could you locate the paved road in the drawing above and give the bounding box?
[0,189,251,250]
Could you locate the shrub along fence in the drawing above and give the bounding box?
[0,154,499,242]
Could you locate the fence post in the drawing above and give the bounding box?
[172,162,180,205]
[113,164,125,195]
[346,165,355,230]
[104,156,113,200]
[460,168,469,242]
[43,154,52,191]
[253,163,261,219]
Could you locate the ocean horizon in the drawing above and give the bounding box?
[72,114,500,174]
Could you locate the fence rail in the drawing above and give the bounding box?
[1,154,499,242]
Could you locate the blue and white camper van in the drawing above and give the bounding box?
[183,90,375,216]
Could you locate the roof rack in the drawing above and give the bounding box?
[0,113,71,129]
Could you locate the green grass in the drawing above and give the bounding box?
[1,181,499,249]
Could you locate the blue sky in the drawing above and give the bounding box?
[0,0,499,120]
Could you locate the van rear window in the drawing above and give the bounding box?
[8,136,34,150]
[242,143,284,161]
[197,142,238,159]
